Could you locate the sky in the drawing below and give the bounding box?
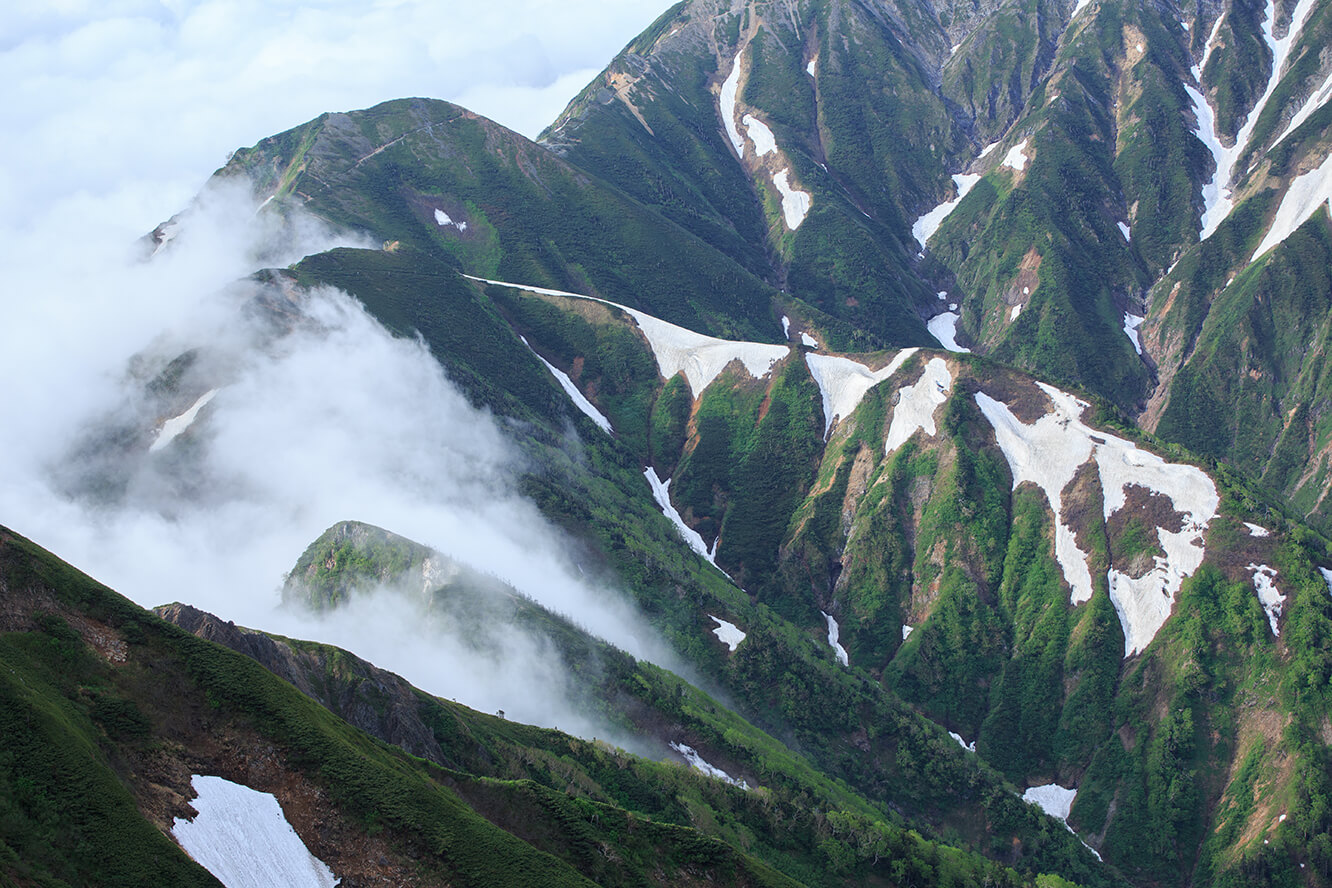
[0,0,683,737]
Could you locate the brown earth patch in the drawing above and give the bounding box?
[974,368,1054,424]
[1105,485,1181,577]
[1061,462,1108,578]
[841,444,877,535]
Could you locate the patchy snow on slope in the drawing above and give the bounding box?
[949,731,976,753]
[1199,0,1319,239]
[645,468,714,563]
[805,349,918,437]
[1023,784,1077,822]
[434,208,452,226]
[977,383,1218,655]
[1123,313,1144,355]
[800,332,819,348]
[980,141,1001,159]
[885,357,952,453]
[782,315,791,339]
[1011,304,1023,321]
[670,742,748,788]
[522,338,612,433]
[1117,221,1131,241]
[461,275,789,398]
[1250,150,1332,260]
[1245,522,1270,537]
[1320,567,1332,597]
[742,114,778,156]
[172,776,338,888]
[152,220,181,256]
[710,615,746,651]
[1248,563,1285,637]
[151,389,219,453]
[1072,0,1093,16]
[1275,68,1332,148]
[772,169,812,229]
[822,611,849,666]
[720,54,746,156]
[902,624,914,640]
[1002,139,1030,172]
[806,57,817,76]
[927,310,970,353]
[912,173,983,247]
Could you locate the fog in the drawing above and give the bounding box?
[0,182,676,740]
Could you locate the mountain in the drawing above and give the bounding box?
[9,0,1332,885]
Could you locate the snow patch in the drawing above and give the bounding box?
[805,349,918,437]
[822,611,849,666]
[1198,0,1319,239]
[979,141,1001,158]
[1250,150,1332,261]
[885,357,953,453]
[742,114,778,155]
[1002,139,1030,172]
[152,220,181,256]
[1072,0,1093,17]
[1244,522,1270,537]
[463,276,790,398]
[782,315,791,339]
[800,332,818,348]
[710,615,746,651]
[806,57,817,76]
[949,731,976,753]
[1023,783,1077,822]
[902,624,914,640]
[912,173,983,247]
[1275,68,1332,149]
[172,775,338,888]
[1248,563,1285,637]
[927,310,970,353]
[720,54,746,156]
[1319,567,1332,597]
[645,468,716,565]
[523,338,612,433]
[976,383,1218,654]
[1011,304,1023,321]
[151,389,219,453]
[1117,221,1131,241]
[670,742,748,788]
[772,169,812,229]
[1123,313,1144,355]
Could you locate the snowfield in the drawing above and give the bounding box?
[645,468,716,564]
[710,615,746,651]
[927,310,970,353]
[1123,313,1144,355]
[171,775,338,888]
[1023,783,1077,822]
[977,383,1218,655]
[885,357,952,453]
[773,169,812,229]
[720,54,745,156]
[805,350,918,437]
[151,389,219,453]
[1002,139,1029,172]
[1250,150,1332,261]
[912,173,982,247]
[800,332,819,348]
[822,611,849,666]
[522,337,612,433]
[670,741,748,788]
[742,114,778,156]
[1248,563,1284,637]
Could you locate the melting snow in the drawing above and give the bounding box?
[1244,522,1270,537]
[949,731,976,753]
[1002,139,1030,172]
[977,383,1218,654]
[670,741,748,788]
[772,169,812,229]
[645,468,716,564]
[1123,313,1144,355]
[885,357,952,453]
[1024,784,1077,822]
[1248,563,1284,637]
[1250,150,1332,261]
[462,275,790,399]
[805,349,918,437]
[1198,0,1319,239]
[927,310,970,353]
[172,775,338,888]
[822,611,849,666]
[902,624,914,640]
[522,338,612,433]
[912,173,983,247]
[1117,221,1131,241]
[151,389,219,453]
[710,615,746,651]
[800,332,818,348]
[720,54,746,156]
[742,114,778,156]
[1275,68,1332,149]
